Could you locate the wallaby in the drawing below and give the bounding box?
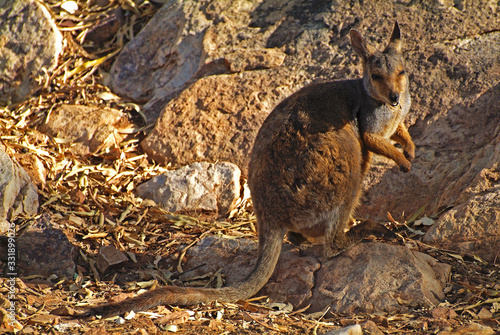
[83,21,414,318]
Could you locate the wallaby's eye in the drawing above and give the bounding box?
[399,70,406,76]
[371,73,382,80]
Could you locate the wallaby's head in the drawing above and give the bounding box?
[350,22,407,107]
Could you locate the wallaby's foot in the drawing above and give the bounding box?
[348,220,397,241]
[287,231,308,246]
[323,220,397,259]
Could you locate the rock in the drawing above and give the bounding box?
[140,69,308,174]
[12,153,47,189]
[436,322,496,335]
[85,8,125,46]
[108,0,211,122]
[14,214,75,278]
[96,245,129,273]
[321,324,362,335]
[0,0,63,105]
[0,146,39,229]
[179,237,450,314]
[422,188,500,263]
[307,242,451,314]
[38,104,131,155]
[136,162,241,216]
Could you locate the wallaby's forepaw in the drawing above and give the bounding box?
[404,149,415,162]
[399,160,411,173]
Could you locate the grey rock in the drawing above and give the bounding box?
[136,162,241,216]
[108,0,211,122]
[0,146,39,229]
[0,0,63,105]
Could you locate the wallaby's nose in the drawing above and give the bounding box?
[389,92,399,106]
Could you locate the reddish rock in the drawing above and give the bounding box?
[306,242,451,314]
[140,69,309,174]
[96,245,129,273]
[38,105,131,155]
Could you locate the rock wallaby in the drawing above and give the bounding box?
[84,21,414,318]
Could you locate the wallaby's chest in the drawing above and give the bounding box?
[361,100,409,138]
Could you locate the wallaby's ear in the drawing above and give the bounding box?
[387,21,402,52]
[350,29,374,60]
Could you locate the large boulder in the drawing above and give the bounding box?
[140,69,308,173]
[180,237,451,314]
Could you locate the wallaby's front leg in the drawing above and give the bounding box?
[362,132,411,172]
[390,123,415,162]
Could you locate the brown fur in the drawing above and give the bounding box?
[82,21,414,318]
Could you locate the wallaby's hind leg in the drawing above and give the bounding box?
[326,219,397,258]
[323,206,353,258]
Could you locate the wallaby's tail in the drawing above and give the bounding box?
[83,227,286,318]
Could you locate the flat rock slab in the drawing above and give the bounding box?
[0,0,63,105]
[0,146,39,229]
[136,162,241,216]
[38,104,130,155]
[180,237,451,314]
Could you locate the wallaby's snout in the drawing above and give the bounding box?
[389,91,399,106]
